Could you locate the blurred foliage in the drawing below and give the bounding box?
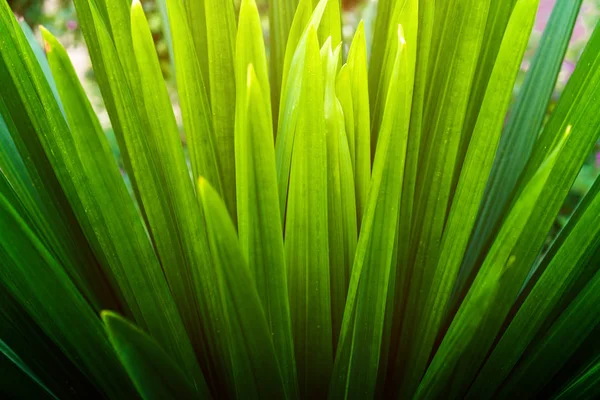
[7,0,44,25]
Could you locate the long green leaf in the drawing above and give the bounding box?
[0,340,59,400]
[279,0,327,110]
[267,0,298,128]
[457,0,519,172]
[19,21,62,109]
[79,0,152,215]
[321,40,358,351]
[329,25,412,399]
[394,3,489,396]
[198,178,288,399]
[496,269,600,399]
[275,0,328,222]
[0,194,137,399]
[130,2,232,390]
[204,0,237,220]
[555,355,600,400]
[457,0,584,297]
[0,0,114,312]
[318,0,341,48]
[468,174,600,398]
[409,0,489,293]
[393,1,539,397]
[42,24,205,389]
[341,21,370,228]
[103,311,210,400]
[386,1,433,391]
[234,0,298,396]
[165,0,223,195]
[183,0,210,100]
[420,21,600,393]
[415,132,567,399]
[284,26,332,398]
[0,286,99,399]
[369,0,417,148]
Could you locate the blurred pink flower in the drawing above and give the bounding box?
[66,20,78,31]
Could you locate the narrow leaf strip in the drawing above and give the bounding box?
[458,0,519,169]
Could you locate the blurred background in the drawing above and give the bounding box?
[7,0,600,235]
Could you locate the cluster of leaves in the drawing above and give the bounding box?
[1,0,600,399]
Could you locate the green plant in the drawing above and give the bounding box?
[1,0,600,398]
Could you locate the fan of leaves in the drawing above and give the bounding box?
[1,0,599,399]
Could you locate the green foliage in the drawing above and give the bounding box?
[1,0,599,399]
